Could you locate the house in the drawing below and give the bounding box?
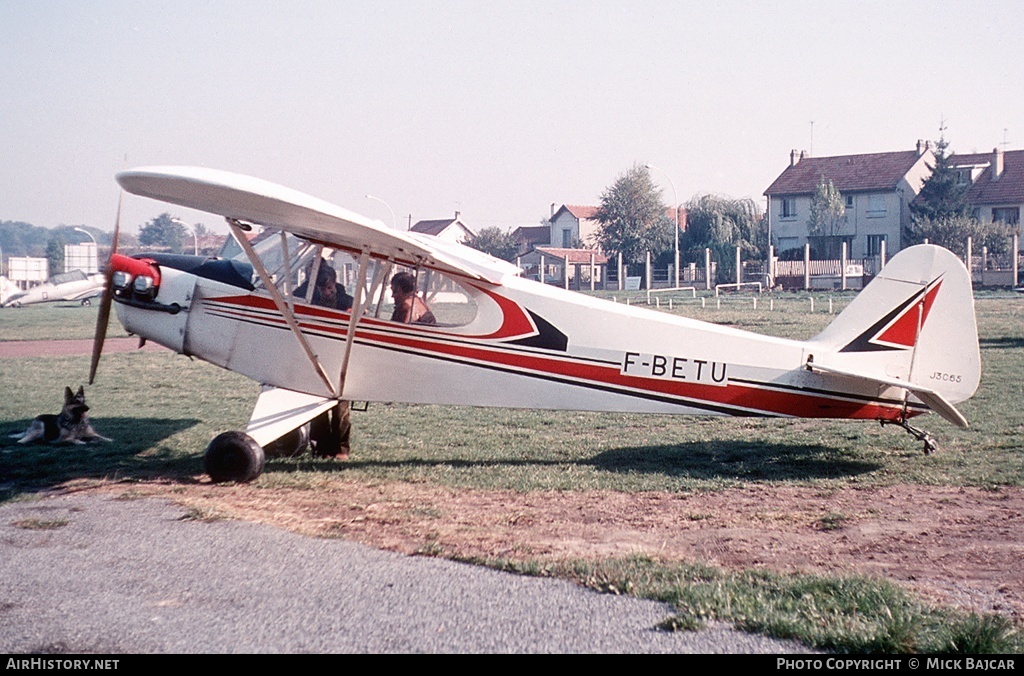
[950,147,1024,229]
[548,204,601,248]
[410,213,474,244]
[510,225,550,256]
[764,142,935,258]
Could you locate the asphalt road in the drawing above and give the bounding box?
[0,492,811,654]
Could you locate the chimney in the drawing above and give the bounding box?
[916,139,924,155]
[551,203,556,218]
[993,147,1004,180]
[454,210,461,220]
[790,149,799,167]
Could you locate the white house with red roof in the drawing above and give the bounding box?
[764,143,935,258]
[410,213,474,244]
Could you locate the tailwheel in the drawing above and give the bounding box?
[205,431,265,483]
[880,419,938,455]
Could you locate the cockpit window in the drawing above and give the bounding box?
[228,227,477,326]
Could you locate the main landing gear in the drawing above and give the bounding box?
[880,418,938,455]
[205,431,266,483]
[204,424,313,483]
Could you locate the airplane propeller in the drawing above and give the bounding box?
[89,192,122,385]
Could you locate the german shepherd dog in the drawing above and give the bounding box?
[9,386,112,445]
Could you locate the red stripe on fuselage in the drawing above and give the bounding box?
[203,294,911,422]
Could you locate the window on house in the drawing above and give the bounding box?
[781,198,797,219]
[562,229,573,248]
[992,207,1020,225]
[845,195,854,209]
[866,194,886,217]
[866,234,886,257]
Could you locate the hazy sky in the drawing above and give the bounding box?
[2,0,1022,235]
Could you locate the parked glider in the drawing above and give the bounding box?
[91,166,981,482]
[2,269,104,308]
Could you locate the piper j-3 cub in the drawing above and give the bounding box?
[90,166,981,483]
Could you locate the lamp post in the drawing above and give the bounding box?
[645,163,680,288]
[366,194,398,230]
[73,227,97,244]
[171,218,199,255]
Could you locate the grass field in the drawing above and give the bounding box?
[2,292,1023,652]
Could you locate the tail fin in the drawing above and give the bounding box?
[808,244,980,423]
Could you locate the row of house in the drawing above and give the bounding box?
[409,140,1024,287]
[766,142,1024,260]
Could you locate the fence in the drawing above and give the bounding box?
[524,236,1023,293]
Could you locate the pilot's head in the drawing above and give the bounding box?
[390,272,416,299]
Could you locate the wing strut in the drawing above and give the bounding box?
[337,250,370,396]
[226,217,337,397]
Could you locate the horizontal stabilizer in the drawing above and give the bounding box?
[246,385,338,447]
[806,360,968,429]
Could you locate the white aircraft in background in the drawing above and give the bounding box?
[2,269,104,308]
[89,167,981,482]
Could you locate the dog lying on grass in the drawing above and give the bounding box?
[8,386,112,445]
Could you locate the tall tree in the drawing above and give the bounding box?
[465,226,519,262]
[807,176,847,258]
[911,135,969,222]
[681,194,765,283]
[594,164,672,267]
[138,213,187,253]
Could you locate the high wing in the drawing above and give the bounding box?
[115,166,521,285]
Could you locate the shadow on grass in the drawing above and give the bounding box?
[264,439,878,482]
[587,441,878,481]
[0,416,202,501]
[980,336,1024,349]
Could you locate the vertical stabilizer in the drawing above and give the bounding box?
[808,244,980,405]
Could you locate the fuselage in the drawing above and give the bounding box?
[113,256,918,424]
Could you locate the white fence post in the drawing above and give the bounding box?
[803,243,811,291]
[841,241,847,291]
[704,248,712,291]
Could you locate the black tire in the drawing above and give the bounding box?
[205,431,265,483]
[263,424,310,459]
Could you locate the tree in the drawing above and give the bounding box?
[465,226,519,262]
[45,234,66,277]
[138,213,187,252]
[911,135,969,222]
[594,164,672,267]
[680,194,765,284]
[807,176,846,258]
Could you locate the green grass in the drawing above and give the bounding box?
[0,303,129,341]
[479,555,1022,653]
[3,290,1023,652]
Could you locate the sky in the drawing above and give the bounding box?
[2,0,1023,236]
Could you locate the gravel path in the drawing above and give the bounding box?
[0,492,810,654]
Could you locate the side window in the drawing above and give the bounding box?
[381,267,477,327]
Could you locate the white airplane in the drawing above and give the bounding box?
[90,166,981,482]
[2,269,104,308]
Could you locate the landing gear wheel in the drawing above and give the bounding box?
[205,431,265,483]
[263,424,310,458]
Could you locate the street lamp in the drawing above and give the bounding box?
[171,218,199,255]
[366,194,398,230]
[73,227,97,244]
[645,163,680,288]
